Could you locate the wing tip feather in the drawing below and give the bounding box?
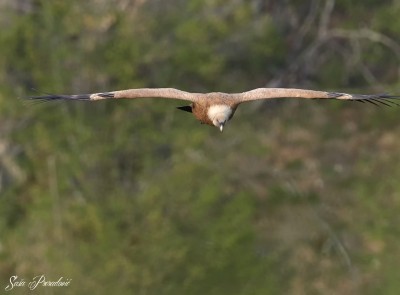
[329,92,400,103]
[27,91,115,102]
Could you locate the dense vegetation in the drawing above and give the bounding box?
[1,0,400,294]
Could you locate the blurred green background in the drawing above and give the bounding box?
[1,0,400,294]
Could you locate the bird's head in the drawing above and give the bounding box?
[177,103,234,132]
[207,105,233,132]
[211,116,227,132]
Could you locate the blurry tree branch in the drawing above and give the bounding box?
[329,28,400,86]
[0,140,26,188]
[266,0,400,91]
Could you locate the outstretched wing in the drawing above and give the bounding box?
[235,88,400,106]
[29,87,400,106]
[29,88,204,103]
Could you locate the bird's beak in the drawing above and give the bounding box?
[219,123,224,132]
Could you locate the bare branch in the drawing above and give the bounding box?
[330,28,400,60]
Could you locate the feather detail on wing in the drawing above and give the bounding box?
[235,88,400,106]
[28,87,400,106]
[28,88,203,103]
[328,92,400,106]
[28,93,96,101]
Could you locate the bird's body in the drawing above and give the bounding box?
[29,87,400,132]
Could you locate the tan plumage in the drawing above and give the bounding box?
[30,87,400,132]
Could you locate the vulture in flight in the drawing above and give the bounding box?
[29,87,400,132]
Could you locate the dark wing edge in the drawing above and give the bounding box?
[329,92,400,106]
[27,92,114,102]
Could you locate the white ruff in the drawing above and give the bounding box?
[207,105,232,122]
